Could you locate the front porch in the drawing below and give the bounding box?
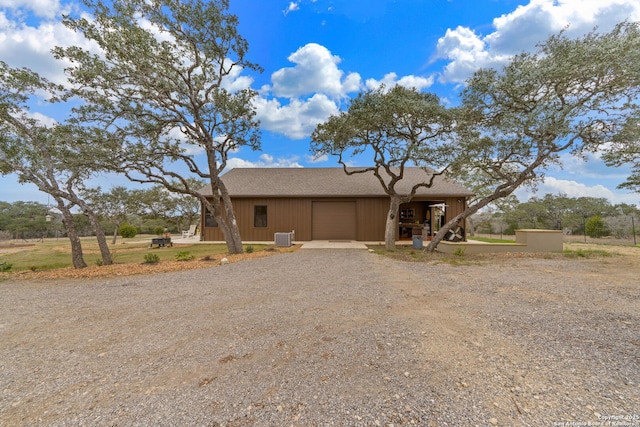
[397,198,467,242]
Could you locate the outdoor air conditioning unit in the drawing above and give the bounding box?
[274,231,293,247]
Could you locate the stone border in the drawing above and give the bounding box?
[438,229,563,254]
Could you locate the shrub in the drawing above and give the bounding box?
[143,253,160,264]
[585,216,609,238]
[175,251,195,262]
[453,247,466,257]
[245,245,254,253]
[119,223,138,239]
[153,226,165,236]
[0,262,12,272]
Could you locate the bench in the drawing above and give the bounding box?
[149,237,173,248]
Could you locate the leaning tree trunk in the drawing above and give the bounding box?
[74,199,113,266]
[85,210,113,265]
[57,201,88,269]
[111,225,119,245]
[206,156,243,254]
[207,174,243,254]
[220,185,244,254]
[204,186,243,254]
[384,195,403,250]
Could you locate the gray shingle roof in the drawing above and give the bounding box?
[200,167,474,198]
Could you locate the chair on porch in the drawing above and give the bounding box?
[182,224,198,239]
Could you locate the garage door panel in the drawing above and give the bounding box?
[312,201,357,240]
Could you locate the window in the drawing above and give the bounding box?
[254,205,267,227]
[400,209,415,221]
[204,211,218,227]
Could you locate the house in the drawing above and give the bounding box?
[198,167,474,242]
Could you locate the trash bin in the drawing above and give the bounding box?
[412,235,423,249]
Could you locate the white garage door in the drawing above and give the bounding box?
[312,201,357,240]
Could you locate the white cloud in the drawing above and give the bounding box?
[29,111,58,127]
[253,93,339,139]
[226,154,303,170]
[540,177,615,198]
[0,0,62,19]
[283,2,300,16]
[365,72,434,92]
[258,42,441,139]
[516,176,639,206]
[306,153,328,163]
[0,3,99,86]
[435,26,507,84]
[436,0,640,83]
[0,3,253,94]
[269,43,362,99]
[220,61,254,92]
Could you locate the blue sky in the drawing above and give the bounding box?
[1,0,640,206]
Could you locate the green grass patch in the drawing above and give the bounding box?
[0,235,266,272]
[563,248,615,258]
[468,236,516,244]
[366,244,478,265]
[0,244,73,272]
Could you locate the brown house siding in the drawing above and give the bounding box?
[201,195,466,242]
[355,197,389,241]
[444,197,466,219]
[202,197,312,242]
[201,196,390,242]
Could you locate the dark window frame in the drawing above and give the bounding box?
[254,205,267,228]
[204,211,218,227]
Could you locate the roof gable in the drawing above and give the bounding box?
[200,168,474,198]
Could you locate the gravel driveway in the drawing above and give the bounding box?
[1,249,638,426]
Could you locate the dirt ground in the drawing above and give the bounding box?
[3,237,637,280]
[0,245,299,280]
[0,242,638,426]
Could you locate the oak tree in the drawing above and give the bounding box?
[311,86,459,249]
[427,22,640,251]
[55,0,261,254]
[83,186,145,244]
[0,62,113,268]
[138,180,203,234]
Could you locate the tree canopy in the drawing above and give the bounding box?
[602,117,640,192]
[425,21,640,251]
[311,85,460,248]
[54,0,261,254]
[0,61,114,267]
